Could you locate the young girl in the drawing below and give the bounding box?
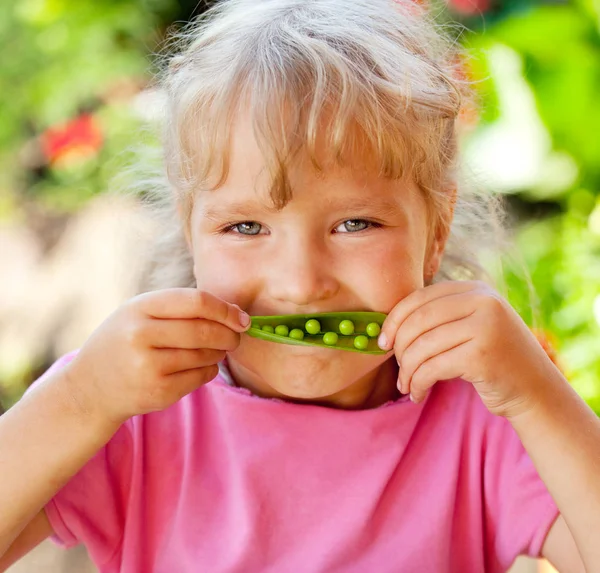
[1,0,598,571]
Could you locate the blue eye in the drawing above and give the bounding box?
[334,219,376,233]
[229,222,262,235]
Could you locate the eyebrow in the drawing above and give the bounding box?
[202,201,277,221]
[202,196,404,221]
[325,197,404,218]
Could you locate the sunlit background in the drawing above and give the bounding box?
[1,0,598,571]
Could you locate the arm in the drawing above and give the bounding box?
[0,289,248,566]
[542,515,584,573]
[0,367,120,562]
[377,280,599,571]
[510,371,600,572]
[0,510,53,571]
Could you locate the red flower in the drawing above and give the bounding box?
[41,113,103,166]
[447,0,491,15]
[452,55,481,132]
[531,328,563,373]
[395,0,490,13]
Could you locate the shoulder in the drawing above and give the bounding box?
[32,351,234,465]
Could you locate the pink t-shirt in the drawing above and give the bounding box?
[39,353,558,572]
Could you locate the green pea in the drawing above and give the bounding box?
[323,332,339,346]
[289,328,305,340]
[366,322,381,337]
[353,335,369,350]
[339,319,355,335]
[246,311,388,355]
[275,324,289,337]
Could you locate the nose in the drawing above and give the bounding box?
[265,237,340,308]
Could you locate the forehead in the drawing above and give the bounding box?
[196,111,417,211]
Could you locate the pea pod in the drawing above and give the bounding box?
[246,312,388,355]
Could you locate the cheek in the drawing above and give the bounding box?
[358,242,425,311]
[192,241,257,306]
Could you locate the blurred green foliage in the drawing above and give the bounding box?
[454,0,600,412]
[1,0,599,412]
[0,0,178,214]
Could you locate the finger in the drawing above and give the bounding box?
[169,365,220,399]
[135,289,249,332]
[407,345,469,403]
[145,318,242,351]
[393,292,477,367]
[378,281,481,350]
[155,348,226,375]
[397,318,474,395]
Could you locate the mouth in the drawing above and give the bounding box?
[246,311,388,355]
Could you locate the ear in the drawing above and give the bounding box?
[424,186,457,283]
[177,199,201,284]
[177,199,193,252]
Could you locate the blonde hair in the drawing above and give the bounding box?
[139,0,506,291]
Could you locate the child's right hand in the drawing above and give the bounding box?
[60,289,250,425]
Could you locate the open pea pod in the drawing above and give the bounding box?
[246,312,388,355]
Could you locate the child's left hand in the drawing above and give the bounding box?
[378,280,563,418]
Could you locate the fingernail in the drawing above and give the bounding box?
[239,311,250,327]
[378,333,388,350]
[410,393,418,403]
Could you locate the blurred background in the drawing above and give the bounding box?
[1,0,598,571]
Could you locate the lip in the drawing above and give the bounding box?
[248,341,344,355]
[250,309,371,316]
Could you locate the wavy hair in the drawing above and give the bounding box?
[138,0,506,290]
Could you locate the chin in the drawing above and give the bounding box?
[268,372,350,401]
[265,351,352,399]
[231,338,381,400]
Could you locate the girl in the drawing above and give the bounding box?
[1,0,598,571]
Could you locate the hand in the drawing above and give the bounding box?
[59,289,250,424]
[378,281,562,418]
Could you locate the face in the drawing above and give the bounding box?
[187,116,447,408]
